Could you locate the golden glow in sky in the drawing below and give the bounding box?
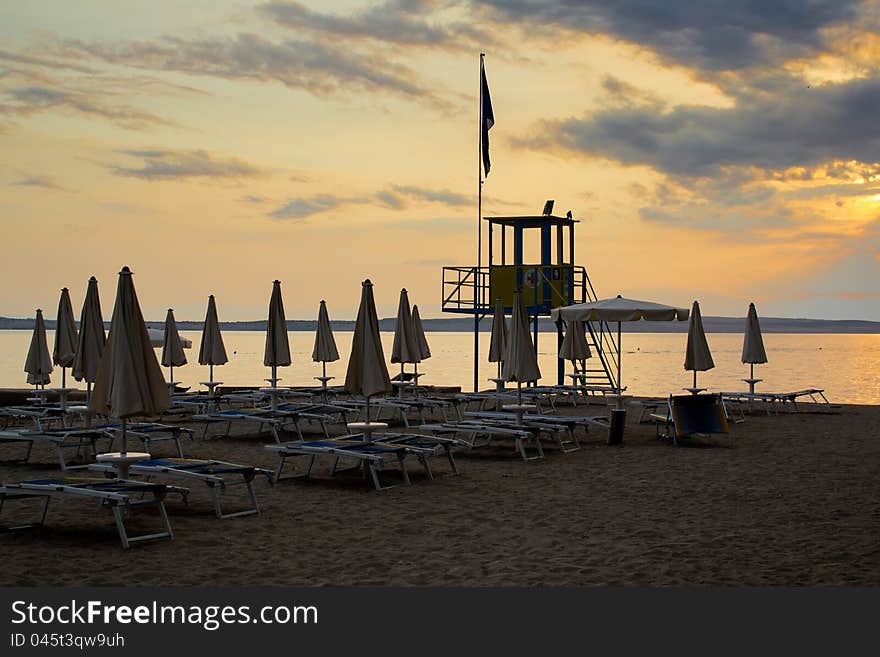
[1,1,878,321]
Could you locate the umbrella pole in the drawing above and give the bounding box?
[617,321,622,394]
[62,366,66,389]
[209,363,214,397]
[399,363,405,400]
[693,369,697,389]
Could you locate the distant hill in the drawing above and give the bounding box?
[2,315,879,334]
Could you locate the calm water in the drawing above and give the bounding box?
[2,330,878,404]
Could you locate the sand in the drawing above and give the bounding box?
[1,398,878,586]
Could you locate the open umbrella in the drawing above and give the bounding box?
[487,297,508,389]
[551,295,689,394]
[161,308,187,390]
[198,294,228,396]
[52,287,78,393]
[411,304,431,384]
[559,319,591,377]
[264,280,292,410]
[391,288,420,398]
[345,279,391,432]
[24,309,52,389]
[741,302,768,393]
[684,300,714,390]
[73,276,105,402]
[312,299,339,395]
[90,266,170,475]
[502,290,542,407]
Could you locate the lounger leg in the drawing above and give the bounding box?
[23,440,34,464]
[399,454,411,486]
[174,435,183,458]
[420,455,433,481]
[112,505,131,549]
[445,446,459,476]
[56,445,67,471]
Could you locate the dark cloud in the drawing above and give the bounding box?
[55,32,446,107]
[1,85,170,129]
[9,174,70,192]
[258,0,494,51]
[269,194,349,219]
[516,75,880,179]
[269,183,475,220]
[109,149,266,181]
[477,0,864,71]
[0,48,96,74]
[390,184,472,206]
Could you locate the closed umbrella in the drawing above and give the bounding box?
[52,287,78,393]
[487,297,508,389]
[502,290,542,407]
[345,279,391,432]
[90,266,170,475]
[198,294,228,396]
[161,308,187,391]
[559,319,591,378]
[741,302,768,393]
[391,288,420,398]
[684,300,714,390]
[72,276,105,402]
[411,304,431,384]
[312,299,339,395]
[24,309,52,389]
[264,280,292,410]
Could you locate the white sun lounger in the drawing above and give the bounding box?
[266,439,414,491]
[0,477,188,549]
[0,427,114,470]
[81,458,272,519]
[419,421,545,461]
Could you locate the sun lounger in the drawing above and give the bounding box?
[95,422,193,458]
[721,388,830,414]
[266,439,413,490]
[0,405,67,431]
[82,458,272,519]
[195,403,349,442]
[462,411,586,453]
[419,421,545,461]
[0,477,188,549]
[369,432,461,479]
[0,427,113,469]
[650,394,730,446]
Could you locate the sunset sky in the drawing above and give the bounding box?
[2,1,879,322]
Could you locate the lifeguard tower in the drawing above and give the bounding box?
[441,203,619,391]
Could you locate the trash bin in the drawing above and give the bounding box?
[608,409,627,445]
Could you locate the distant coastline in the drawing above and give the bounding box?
[2,315,879,334]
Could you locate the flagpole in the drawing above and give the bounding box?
[474,53,485,393]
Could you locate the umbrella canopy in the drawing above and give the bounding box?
[411,304,431,361]
[502,291,541,384]
[161,308,187,368]
[550,295,689,323]
[89,266,170,418]
[742,302,768,365]
[390,288,420,365]
[264,280,292,369]
[487,297,508,364]
[198,295,228,366]
[73,276,105,384]
[552,295,689,394]
[559,320,591,361]
[344,279,391,398]
[24,309,52,386]
[53,287,78,370]
[312,299,340,363]
[684,301,715,387]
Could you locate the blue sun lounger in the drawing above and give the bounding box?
[0,427,114,470]
[651,394,730,446]
[82,458,272,519]
[0,477,188,549]
[266,439,415,491]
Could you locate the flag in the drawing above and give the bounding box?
[481,57,494,177]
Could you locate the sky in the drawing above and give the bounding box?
[1,0,879,322]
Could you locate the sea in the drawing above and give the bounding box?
[2,330,878,405]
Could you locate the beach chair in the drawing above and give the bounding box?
[419,421,545,461]
[0,405,67,431]
[0,427,113,470]
[97,422,193,458]
[83,458,272,519]
[651,394,730,446]
[267,439,413,491]
[370,432,461,479]
[0,477,188,549]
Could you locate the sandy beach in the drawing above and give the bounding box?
[1,398,877,587]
